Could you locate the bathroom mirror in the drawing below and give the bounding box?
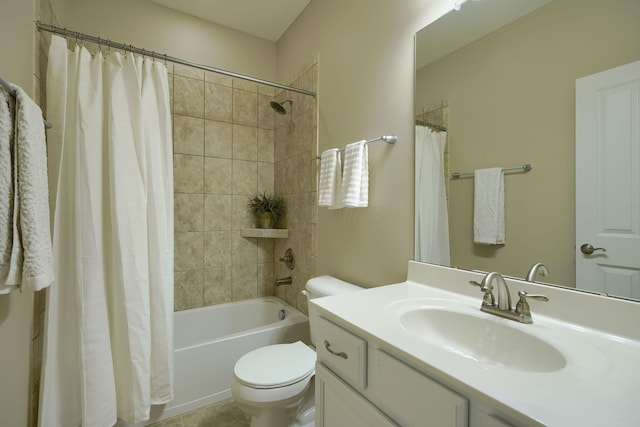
[414,0,640,300]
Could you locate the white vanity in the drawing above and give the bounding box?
[310,261,640,426]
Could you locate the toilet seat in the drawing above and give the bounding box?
[234,341,316,389]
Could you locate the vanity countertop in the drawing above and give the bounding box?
[311,262,640,427]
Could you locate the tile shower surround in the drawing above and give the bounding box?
[171,59,318,314]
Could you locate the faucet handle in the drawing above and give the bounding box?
[469,281,495,306]
[515,291,549,316]
[469,280,482,288]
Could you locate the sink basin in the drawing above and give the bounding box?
[395,302,566,372]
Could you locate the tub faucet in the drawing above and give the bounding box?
[526,262,550,282]
[275,276,292,286]
[469,271,548,323]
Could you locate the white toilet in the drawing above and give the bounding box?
[231,276,362,427]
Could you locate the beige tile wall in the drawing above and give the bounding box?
[273,59,319,314]
[171,65,282,311]
[172,58,318,313]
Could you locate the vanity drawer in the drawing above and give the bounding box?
[369,349,468,427]
[315,316,367,389]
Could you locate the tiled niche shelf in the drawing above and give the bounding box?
[240,228,289,239]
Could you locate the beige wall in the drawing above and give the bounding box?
[53,0,277,82]
[416,0,640,286]
[0,1,37,426]
[276,0,454,287]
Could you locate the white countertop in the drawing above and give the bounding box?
[311,262,640,427]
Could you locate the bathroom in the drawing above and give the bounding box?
[1,0,639,426]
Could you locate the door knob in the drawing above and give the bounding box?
[580,243,606,255]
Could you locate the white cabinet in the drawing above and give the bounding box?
[315,316,367,389]
[315,315,469,427]
[368,349,468,427]
[315,363,397,427]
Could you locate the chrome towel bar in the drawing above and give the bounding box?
[316,134,397,159]
[452,164,532,179]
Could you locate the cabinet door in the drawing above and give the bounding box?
[315,363,397,427]
[369,349,468,427]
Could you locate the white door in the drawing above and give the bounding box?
[576,60,640,299]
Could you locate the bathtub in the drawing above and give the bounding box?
[136,297,310,425]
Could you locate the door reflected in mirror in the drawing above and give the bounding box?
[414,0,640,300]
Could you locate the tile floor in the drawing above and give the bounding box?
[148,398,250,427]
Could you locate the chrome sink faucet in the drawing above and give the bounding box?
[526,262,550,282]
[470,272,549,324]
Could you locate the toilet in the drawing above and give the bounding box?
[231,276,362,427]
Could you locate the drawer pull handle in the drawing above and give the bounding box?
[324,340,348,359]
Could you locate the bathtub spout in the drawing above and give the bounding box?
[275,276,292,286]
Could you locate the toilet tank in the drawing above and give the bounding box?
[304,275,363,346]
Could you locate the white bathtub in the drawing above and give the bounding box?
[128,297,310,425]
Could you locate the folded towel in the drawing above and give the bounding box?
[340,140,368,208]
[473,167,505,245]
[318,148,343,209]
[11,85,54,291]
[0,87,15,292]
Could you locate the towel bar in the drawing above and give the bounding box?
[315,134,397,160]
[452,164,532,179]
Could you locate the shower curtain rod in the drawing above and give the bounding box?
[415,119,447,132]
[35,21,316,98]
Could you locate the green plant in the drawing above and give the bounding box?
[247,192,285,223]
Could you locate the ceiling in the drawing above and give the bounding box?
[149,0,311,42]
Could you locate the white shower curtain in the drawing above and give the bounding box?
[40,35,174,426]
[414,126,450,266]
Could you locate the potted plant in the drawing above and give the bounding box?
[247,192,285,229]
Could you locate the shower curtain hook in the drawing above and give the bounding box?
[163,54,168,66]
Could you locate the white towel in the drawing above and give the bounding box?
[473,167,505,245]
[318,148,342,209]
[0,87,15,293]
[4,85,54,291]
[340,140,369,208]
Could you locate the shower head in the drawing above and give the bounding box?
[270,98,293,115]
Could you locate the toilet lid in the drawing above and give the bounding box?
[234,341,316,389]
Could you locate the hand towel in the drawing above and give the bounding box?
[318,148,343,209]
[340,140,369,208]
[473,167,505,245]
[11,85,54,291]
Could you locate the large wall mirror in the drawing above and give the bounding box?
[414,0,640,300]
